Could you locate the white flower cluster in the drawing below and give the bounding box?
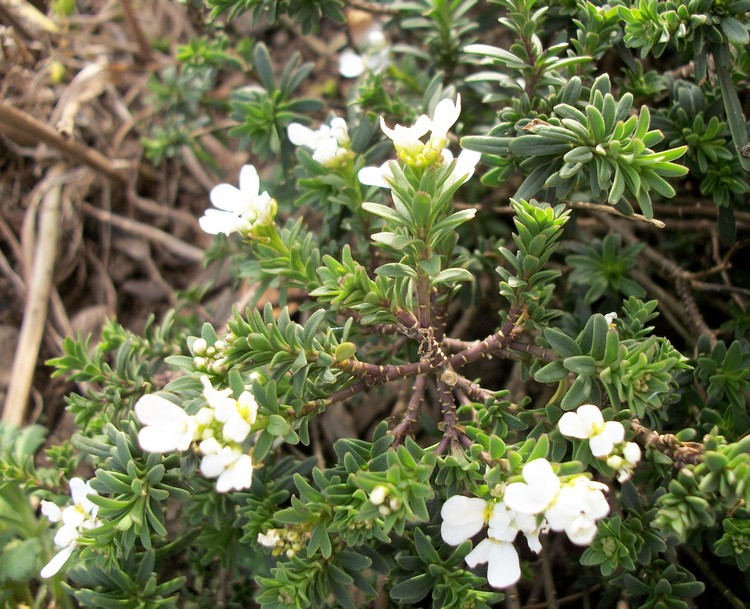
[441,459,610,589]
[134,376,257,493]
[359,95,481,187]
[199,164,277,237]
[40,478,100,578]
[558,404,641,481]
[287,117,353,168]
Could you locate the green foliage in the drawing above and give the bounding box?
[695,337,750,434]
[48,314,187,433]
[22,0,750,607]
[205,0,344,34]
[565,233,646,304]
[714,517,750,570]
[400,0,480,76]
[497,198,569,327]
[229,43,324,162]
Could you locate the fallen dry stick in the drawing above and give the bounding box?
[80,202,205,263]
[3,165,65,426]
[0,100,127,183]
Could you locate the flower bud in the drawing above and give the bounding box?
[370,485,388,506]
[192,338,208,355]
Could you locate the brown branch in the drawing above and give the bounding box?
[568,200,666,228]
[344,0,399,15]
[80,202,205,263]
[391,374,427,444]
[0,100,127,183]
[119,0,153,63]
[631,419,703,468]
[449,306,523,369]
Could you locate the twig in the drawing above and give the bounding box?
[0,100,127,183]
[631,419,703,467]
[682,546,747,609]
[119,0,153,63]
[3,165,64,425]
[391,374,427,443]
[539,536,559,609]
[344,0,399,15]
[601,216,715,344]
[568,200,666,228]
[80,202,205,263]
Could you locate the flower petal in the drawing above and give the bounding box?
[134,394,187,428]
[287,123,317,148]
[40,543,76,578]
[238,165,260,198]
[576,404,604,431]
[431,95,461,141]
[486,540,521,589]
[199,209,248,235]
[557,412,588,439]
[138,426,186,453]
[339,49,365,78]
[623,442,642,464]
[216,454,253,492]
[68,478,88,505]
[589,432,615,457]
[440,496,488,545]
[200,453,225,479]
[209,184,245,213]
[358,165,390,188]
[41,500,62,523]
[465,537,492,568]
[604,421,625,444]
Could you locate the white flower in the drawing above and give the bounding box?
[40,478,100,578]
[258,529,281,548]
[199,165,277,236]
[440,495,489,545]
[288,118,352,167]
[200,446,254,493]
[380,114,433,162]
[358,160,395,189]
[441,496,541,589]
[488,502,544,554]
[558,404,625,457]
[339,49,366,78]
[379,95,463,168]
[504,458,561,515]
[135,394,198,453]
[200,376,256,444]
[339,23,390,78]
[465,537,521,589]
[604,312,618,327]
[544,477,609,545]
[613,442,642,482]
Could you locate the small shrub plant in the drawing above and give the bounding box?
[2,1,750,608]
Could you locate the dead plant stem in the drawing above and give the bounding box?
[80,202,205,263]
[0,100,127,183]
[3,165,64,425]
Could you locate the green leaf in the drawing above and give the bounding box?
[534,360,568,383]
[563,355,596,375]
[544,328,581,357]
[721,17,749,44]
[390,573,433,603]
[431,268,474,286]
